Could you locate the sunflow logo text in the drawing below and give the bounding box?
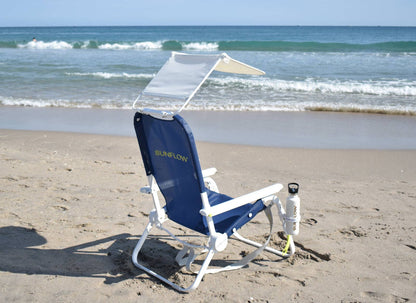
[154,150,188,163]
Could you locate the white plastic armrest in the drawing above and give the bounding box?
[202,167,217,178]
[201,183,283,217]
[140,186,151,194]
[204,177,219,193]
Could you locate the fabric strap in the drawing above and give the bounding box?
[175,203,274,274]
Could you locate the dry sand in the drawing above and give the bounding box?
[1,129,415,302]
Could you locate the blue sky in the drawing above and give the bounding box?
[1,0,415,27]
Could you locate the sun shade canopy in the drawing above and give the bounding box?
[133,52,265,113]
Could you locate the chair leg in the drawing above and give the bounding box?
[184,248,215,291]
[131,221,153,266]
[131,222,216,292]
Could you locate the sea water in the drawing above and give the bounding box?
[0,26,415,114]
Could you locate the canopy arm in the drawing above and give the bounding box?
[132,92,142,109]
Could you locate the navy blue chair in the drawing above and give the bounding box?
[131,110,298,292]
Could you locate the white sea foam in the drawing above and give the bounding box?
[0,96,135,109]
[0,97,88,108]
[65,72,154,79]
[80,40,92,49]
[18,40,73,50]
[98,41,163,50]
[182,42,219,50]
[16,40,166,50]
[209,77,416,97]
[2,95,415,115]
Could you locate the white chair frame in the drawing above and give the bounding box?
[131,168,298,292]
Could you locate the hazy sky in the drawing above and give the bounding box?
[1,0,415,27]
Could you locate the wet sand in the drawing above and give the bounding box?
[1,106,416,149]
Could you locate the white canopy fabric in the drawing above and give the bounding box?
[134,52,265,113]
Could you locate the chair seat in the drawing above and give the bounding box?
[204,189,266,236]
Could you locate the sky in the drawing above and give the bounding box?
[1,0,415,27]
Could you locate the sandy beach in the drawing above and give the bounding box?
[1,126,415,302]
[1,19,416,303]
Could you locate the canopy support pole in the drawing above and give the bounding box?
[132,92,143,109]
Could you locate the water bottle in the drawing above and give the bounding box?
[285,183,300,236]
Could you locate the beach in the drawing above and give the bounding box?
[1,25,416,302]
[1,114,416,302]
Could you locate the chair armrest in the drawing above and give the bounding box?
[140,186,151,194]
[201,183,283,217]
[141,178,160,195]
[204,177,219,193]
[202,167,217,178]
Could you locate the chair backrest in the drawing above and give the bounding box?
[134,112,207,233]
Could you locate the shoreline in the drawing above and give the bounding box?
[305,106,416,116]
[1,106,416,150]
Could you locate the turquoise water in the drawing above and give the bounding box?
[0,26,415,114]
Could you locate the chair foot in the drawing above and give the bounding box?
[131,222,215,292]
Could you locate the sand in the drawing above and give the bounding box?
[1,128,415,302]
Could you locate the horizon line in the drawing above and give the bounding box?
[1,24,416,28]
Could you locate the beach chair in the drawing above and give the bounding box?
[131,109,301,292]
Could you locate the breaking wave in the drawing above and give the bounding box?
[209,77,416,97]
[2,95,415,116]
[97,41,163,50]
[8,40,416,53]
[17,40,73,49]
[62,72,416,97]
[65,72,154,79]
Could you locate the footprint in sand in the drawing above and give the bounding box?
[302,218,318,226]
[338,226,367,238]
[361,291,409,302]
[52,205,69,211]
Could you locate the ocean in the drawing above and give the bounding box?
[0,26,416,114]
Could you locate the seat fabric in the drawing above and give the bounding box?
[134,112,266,236]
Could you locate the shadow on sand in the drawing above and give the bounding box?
[0,226,289,289]
[0,226,139,284]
